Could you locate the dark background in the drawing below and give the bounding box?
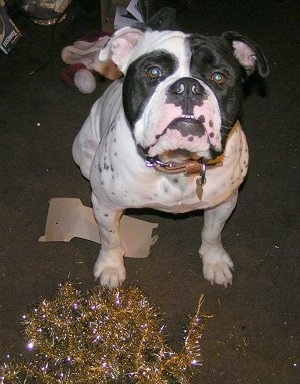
[0,1,299,383]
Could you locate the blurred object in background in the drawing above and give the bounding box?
[0,0,21,54]
[21,0,73,26]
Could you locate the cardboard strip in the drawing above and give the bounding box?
[39,198,158,258]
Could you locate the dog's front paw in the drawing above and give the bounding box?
[200,246,234,287]
[94,254,126,288]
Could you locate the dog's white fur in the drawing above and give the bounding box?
[73,28,251,288]
[73,81,248,287]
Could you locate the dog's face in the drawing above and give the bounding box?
[100,28,268,161]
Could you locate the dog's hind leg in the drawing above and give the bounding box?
[200,192,238,287]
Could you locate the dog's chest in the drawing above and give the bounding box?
[131,173,205,212]
[94,131,247,214]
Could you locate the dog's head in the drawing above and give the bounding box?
[100,27,268,161]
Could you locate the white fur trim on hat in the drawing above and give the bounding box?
[74,68,96,94]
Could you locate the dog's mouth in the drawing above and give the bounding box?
[163,116,206,138]
[158,149,200,163]
[140,115,221,162]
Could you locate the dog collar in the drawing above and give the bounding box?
[145,155,223,175]
[139,147,223,200]
[145,156,223,200]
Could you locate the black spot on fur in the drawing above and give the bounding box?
[157,115,206,139]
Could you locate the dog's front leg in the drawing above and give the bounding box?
[200,192,238,287]
[92,192,126,288]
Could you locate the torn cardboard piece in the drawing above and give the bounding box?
[39,198,158,258]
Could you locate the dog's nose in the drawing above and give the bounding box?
[168,77,204,96]
[166,78,206,115]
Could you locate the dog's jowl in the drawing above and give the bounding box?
[72,27,269,288]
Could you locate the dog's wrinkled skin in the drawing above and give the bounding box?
[73,27,268,288]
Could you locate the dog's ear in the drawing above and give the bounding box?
[99,27,144,72]
[222,31,269,78]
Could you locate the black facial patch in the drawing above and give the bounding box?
[123,50,178,127]
[187,34,244,144]
[155,116,206,140]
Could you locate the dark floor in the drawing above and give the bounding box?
[0,0,299,383]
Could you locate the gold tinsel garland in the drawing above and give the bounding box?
[0,282,209,383]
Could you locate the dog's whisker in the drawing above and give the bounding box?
[221,116,234,125]
[221,126,233,133]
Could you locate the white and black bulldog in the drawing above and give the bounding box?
[72,27,268,288]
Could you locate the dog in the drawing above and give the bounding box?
[72,27,269,288]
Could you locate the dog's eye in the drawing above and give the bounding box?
[146,66,163,79]
[211,72,227,85]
